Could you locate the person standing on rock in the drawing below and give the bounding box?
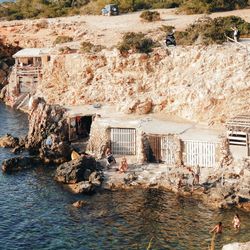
[231,26,240,42]
[193,165,200,185]
[232,213,240,229]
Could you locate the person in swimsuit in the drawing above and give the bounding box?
[232,213,240,229]
[210,222,222,234]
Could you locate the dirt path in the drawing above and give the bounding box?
[0,8,250,48]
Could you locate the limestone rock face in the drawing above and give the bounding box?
[35,45,250,125]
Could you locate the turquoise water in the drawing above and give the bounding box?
[0,102,250,250]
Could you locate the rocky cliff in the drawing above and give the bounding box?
[0,40,20,92]
[36,44,249,125]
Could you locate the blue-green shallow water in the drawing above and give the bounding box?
[0,101,250,250]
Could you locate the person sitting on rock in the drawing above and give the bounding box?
[210,222,222,234]
[45,135,53,148]
[232,213,240,229]
[119,156,128,173]
[105,147,116,167]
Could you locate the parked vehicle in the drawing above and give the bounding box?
[101,4,119,16]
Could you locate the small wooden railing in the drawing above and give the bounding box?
[15,66,42,76]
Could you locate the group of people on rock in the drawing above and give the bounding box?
[105,147,128,173]
[210,213,241,234]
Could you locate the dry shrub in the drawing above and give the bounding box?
[53,36,73,45]
[80,41,105,53]
[118,32,156,54]
[176,15,250,45]
[140,10,160,22]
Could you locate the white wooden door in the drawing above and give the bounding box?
[183,140,217,167]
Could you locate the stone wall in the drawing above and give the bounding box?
[86,119,110,159]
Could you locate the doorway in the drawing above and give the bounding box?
[76,115,93,139]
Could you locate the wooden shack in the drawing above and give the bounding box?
[226,114,250,159]
[12,48,51,94]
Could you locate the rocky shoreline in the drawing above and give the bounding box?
[0,99,249,212]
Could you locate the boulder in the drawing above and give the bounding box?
[0,134,19,148]
[222,242,250,250]
[2,156,42,173]
[55,156,101,184]
[68,181,93,194]
[135,99,152,115]
[39,141,72,164]
[55,156,103,194]
[72,200,87,208]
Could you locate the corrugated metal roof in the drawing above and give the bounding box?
[13,48,51,58]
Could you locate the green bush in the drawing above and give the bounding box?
[175,15,250,45]
[118,32,155,54]
[0,0,249,20]
[53,36,73,45]
[179,0,249,14]
[179,0,211,14]
[140,10,160,22]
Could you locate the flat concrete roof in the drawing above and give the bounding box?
[180,128,224,143]
[66,104,224,142]
[13,48,51,58]
[140,119,193,135]
[66,104,123,118]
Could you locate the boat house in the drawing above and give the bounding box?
[71,105,224,167]
[12,48,51,94]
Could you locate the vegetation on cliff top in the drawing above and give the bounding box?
[0,0,249,20]
[118,32,156,54]
[175,15,250,45]
[119,15,250,54]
